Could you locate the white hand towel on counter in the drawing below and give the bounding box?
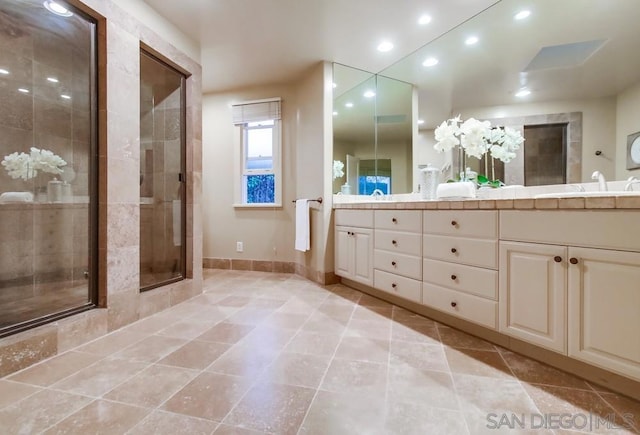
[295,199,310,252]
[436,181,476,199]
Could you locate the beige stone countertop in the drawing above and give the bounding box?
[333,195,640,210]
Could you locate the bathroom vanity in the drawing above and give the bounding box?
[334,195,640,400]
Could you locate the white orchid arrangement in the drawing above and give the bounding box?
[434,115,524,186]
[1,147,67,180]
[333,159,345,180]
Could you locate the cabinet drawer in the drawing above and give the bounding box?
[375,210,422,233]
[374,269,422,303]
[422,282,497,329]
[423,234,497,269]
[335,210,374,228]
[424,210,497,239]
[375,230,422,257]
[374,250,422,280]
[423,258,497,300]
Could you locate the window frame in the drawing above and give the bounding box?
[232,98,282,208]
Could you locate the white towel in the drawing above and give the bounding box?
[295,199,310,252]
[436,181,476,199]
[172,199,181,246]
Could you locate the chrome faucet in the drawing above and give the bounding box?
[591,171,607,191]
[625,176,640,191]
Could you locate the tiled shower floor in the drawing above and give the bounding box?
[0,269,638,434]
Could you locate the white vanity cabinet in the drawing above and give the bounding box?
[373,210,422,303]
[335,210,374,286]
[422,210,499,329]
[500,210,640,381]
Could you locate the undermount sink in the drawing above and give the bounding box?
[534,191,640,199]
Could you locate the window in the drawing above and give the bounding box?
[232,98,282,206]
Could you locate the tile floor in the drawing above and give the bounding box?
[1,269,639,434]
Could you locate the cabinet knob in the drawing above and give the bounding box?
[392,283,397,289]
[554,256,562,263]
[570,257,579,265]
[451,220,457,226]
[392,217,397,223]
[451,248,457,254]
[451,301,457,308]
[391,261,397,267]
[451,274,457,280]
[392,240,397,245]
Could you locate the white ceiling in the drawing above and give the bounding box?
[142,0,499,93]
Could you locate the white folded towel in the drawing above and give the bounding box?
[0,191,34,203]
[436,181,476,199]
[295,199,310,252]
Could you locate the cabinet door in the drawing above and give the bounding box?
[335,226,352,278]
[568,247,640,381]
[499,241,567,353]
[352,228,374,286]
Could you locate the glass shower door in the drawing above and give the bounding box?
[139,51,185,290]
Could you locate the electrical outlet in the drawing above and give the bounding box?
[236,241,243,252]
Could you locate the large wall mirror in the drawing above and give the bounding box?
[334,0,640,193]
[332,64,413,195]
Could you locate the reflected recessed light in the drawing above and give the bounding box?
[333,111,338,116]
[0,68,9,75]
[422,57,439,67]
[515,88,531,97]
[18,88,29,93]
[363,90,376,98]
[377,41,393,52]
[43,0,73,17]
[465,36,479,46]
[61,94,71,100]
[418,14,432,25]
[47,77,59,83]
[332,82,337,88]
[417,119,425,125]
[345,102,354,108]
[514,10,530,20]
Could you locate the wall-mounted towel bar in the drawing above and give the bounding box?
[292,197,323,204]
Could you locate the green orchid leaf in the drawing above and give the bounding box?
[477,174,489,184]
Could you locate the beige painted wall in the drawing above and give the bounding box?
[616,81,640,179]
[460,96,617,182]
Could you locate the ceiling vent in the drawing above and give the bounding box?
[523,39,607,72]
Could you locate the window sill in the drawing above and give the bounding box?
[233,203,283,209]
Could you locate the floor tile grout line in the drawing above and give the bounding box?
[589,387,639,432]
[295,290,362,435]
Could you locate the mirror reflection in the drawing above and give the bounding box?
[334,0,640,194]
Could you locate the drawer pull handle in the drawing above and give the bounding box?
[451,248,457,254]
[570,257,579,265]
[554,256,562,263]
[451,274,457,280]
[391,283,397,289]
[451,220,457,226]
[451,301,457,308]
[392,218,397,223]
[391,261,397,267]
[392,240,397,245]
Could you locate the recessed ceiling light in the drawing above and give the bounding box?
[377,41,393,52]
[418,14,432,25]
[465,36,479,46]
[61,94,71,99]
[514,10,531,20]
[363,90,376,98]
[18,88,29,93]
[333,111,338,116]
[43,0,73,17]
[332,82,337,88]
[47,77,59,83]
[515,88,531,97]
[422,57,439,67]
[0,69,9,75]
[417,119,425,125]
[345,102,354,108]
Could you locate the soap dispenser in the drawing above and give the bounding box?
[47,177,63,203]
